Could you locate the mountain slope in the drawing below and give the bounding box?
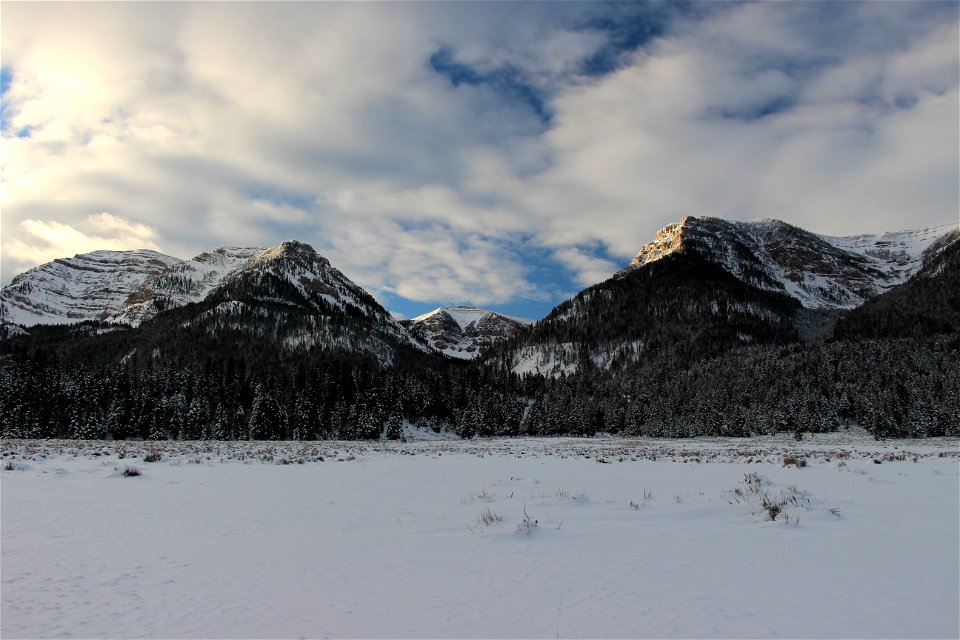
[115,247,264,325]
[504,250,802,376]
[0,246,262,328]
[196,241,429,363]
[0,250,183,327]
[403,306,532,359]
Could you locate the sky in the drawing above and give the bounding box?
[1,1,958,320]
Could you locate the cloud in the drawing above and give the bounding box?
[1,2,956,317]
[509,1,959,257]
[552,248,620,288]
[3,213,161,278]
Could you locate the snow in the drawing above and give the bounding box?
[437,344,479,360]
[4,435,955,639]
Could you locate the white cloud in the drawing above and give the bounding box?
[508,2,959,256]
[552,248,620,287]
[2,213,161,278]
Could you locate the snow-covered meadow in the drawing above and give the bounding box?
[2,434,957,639]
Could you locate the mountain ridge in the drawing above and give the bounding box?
[617,216,956,309]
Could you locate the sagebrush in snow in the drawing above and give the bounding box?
[475,508,503,527]
[783,455,808,468]
[516,506,538,534]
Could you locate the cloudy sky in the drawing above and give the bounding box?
[2,1,957,319]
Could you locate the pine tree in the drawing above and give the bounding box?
[385,411,403,440]
[147,404,168,441]
[291,393,317,441]
[248,384,285,440]
[211,403,230,440]
[183,396,209,441]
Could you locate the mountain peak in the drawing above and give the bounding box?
[250,240,329,267]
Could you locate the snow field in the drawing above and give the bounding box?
[2,437,958,639]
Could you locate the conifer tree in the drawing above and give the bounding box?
[385,411,403,440]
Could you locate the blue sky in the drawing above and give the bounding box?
[2,1,958,320]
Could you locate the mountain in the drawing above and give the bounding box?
[116,247,265,325]
[0,246,260,327]
[502,216,957,376]
[618,216,957,309]
[1,241,429,366]
[402,306,532,359]
[190,240,430,365]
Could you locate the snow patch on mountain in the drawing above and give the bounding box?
[510,339,644,377]
[511,343,579,377]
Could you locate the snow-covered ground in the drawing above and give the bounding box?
[2,435,957,639]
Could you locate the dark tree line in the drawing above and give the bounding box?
[2,332,957,441]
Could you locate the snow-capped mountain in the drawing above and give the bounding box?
[116,247,264,325]
[403,306,532,359]
[505,216,957,376]
[618,216,957,309]
[0,240,429,364]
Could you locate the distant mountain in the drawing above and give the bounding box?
[402,306,532,359]
[502,216,957,376]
